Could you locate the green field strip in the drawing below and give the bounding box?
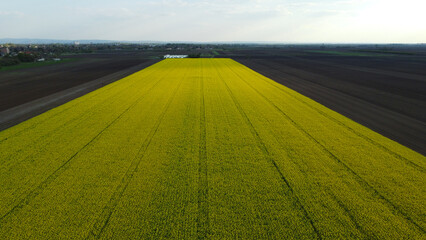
[0,59,78,72]
[0,59,424,239]
[224,61,426,232]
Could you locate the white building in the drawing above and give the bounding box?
[164,54,188,59]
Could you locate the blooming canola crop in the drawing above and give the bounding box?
[0,59,424,239]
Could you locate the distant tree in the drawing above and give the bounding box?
[188,53,201,58]
[17,52,35,62]
[0,56,20,67]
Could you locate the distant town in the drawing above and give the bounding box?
[0,42,221,69]
[2,41,425,70]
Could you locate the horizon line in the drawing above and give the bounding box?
[1,38,425,45]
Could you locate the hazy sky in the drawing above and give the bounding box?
[1,0,425,43]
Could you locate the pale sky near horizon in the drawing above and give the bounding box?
[1,0,425,43]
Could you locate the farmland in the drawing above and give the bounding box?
[0,52,160,131]
[0,59,425,239]
[0,52,158,112]
[225,46,426,155]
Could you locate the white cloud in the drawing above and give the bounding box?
[1,0,425,42]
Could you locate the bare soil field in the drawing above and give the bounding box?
[0,51,162,130]
[0,52,160,111]
[225,47,426,155]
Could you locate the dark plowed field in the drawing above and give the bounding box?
[228,48,426,155]
[0,52,157,111]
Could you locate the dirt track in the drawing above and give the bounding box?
[232,51,426,155]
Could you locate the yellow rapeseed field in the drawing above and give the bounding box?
[0,59,424,239]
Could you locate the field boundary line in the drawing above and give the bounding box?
[0,63,173,223]
[197,60,210,239]
[214,60,322,239]
[228,61,425,233]
[240,60,425,170]
[86,62,187,240]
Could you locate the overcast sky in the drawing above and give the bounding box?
[1,0,425,43]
